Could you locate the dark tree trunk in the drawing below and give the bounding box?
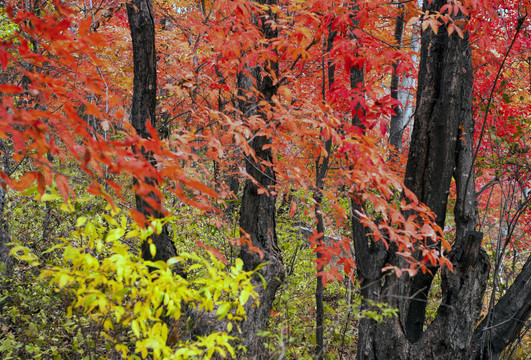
[126,0,177,264]
[314,197,325,360]
[314,26,336,359]
[0,141,12,277]
[471,254,531,359]
[237,1,285,358]
[346,8,391,360]
[353,0,529,358]
[0,188,10,273]
[401,0,478,343]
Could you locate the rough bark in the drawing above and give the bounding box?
[346,10,407,358]
[314,196,325,360]
[353,0,524,358]
[401,0,477,343]
[126,0,177,264]
[414,232,489,359]
[471,254,531,359]
[346,7,393,359]
[237,1,285,358]
[314,26,336,359]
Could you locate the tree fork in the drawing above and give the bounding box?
[402,0,475,343]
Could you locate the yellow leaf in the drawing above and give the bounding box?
[76,216,87,227]
[150,242,156,258]
[217,303,231,318]
[239,290,251,305]
[131,320,140,337]
[235,258,243,271]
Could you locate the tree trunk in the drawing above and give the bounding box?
[471,254,531,359]
[0,140,12,277]
[237,1,285,358]
[388,1,406,151]
[314,26,336,359]
[353,0,531,358]
[389,9,420,153]
[126,0,177,264]
[401,0,479,343]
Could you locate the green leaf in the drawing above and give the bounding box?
[131,321,140,337]
[115,287,130,300]
[39,193,62,202]
[105,228,125,242]
[76,217,87,227]
[239,290,251,306]
[85,294,98,310]
[235,258,243,271]
[216,303,231,319]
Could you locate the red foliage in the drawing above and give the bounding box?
[1,0,529,279]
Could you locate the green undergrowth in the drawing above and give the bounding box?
[1,188,258,359]
[0,183,400,359]
[264,217,397,359]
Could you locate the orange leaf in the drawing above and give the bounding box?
[78,17,92,36]
[309,230,324,243]
[196,241,228,264]
[0,50,11,71]
[11,132,25,153]
[396,268,403,278]
[87,182,102,196]
[289,200,297,217]
[406,16,419,27]
[14,172,37,191]
[235,231,264,259]
[186,179,218,198]
[441,237,451,251]
[430,19,440,34]
[0,84,22,94]
[257,187,268,195]
[439,256,454,272]
[421,223,437,241]
[56,174,72,201]
[36,172,45,194]
[84,102,104,120]
[130,209,147,227]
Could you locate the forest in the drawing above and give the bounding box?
[0,0,530,359]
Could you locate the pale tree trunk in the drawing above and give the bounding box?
[389,22,419,151]
[388,1,406,150]
[354,0,530,358]
[237,1,285,358]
